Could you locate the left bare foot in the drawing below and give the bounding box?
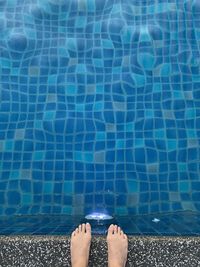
[70,223,91,267]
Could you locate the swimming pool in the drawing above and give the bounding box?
[0,211,200,236]
[0,0,200,235]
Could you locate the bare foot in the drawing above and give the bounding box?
[70,223,91,267]
[107,224,128,267]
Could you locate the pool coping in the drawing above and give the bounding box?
[0,235,200,266]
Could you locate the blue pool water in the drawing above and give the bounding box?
[1,211,200,236]
[0,0,200,234]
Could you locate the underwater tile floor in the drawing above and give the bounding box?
[0,211,200,236]
[1,0,200,218]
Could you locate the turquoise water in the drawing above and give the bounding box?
[0,0,200,221]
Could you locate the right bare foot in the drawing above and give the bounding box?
[107,224,128,267]
[70,223,91,267]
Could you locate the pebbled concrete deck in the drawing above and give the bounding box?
[0,235,200,267]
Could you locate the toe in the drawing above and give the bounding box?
[75,228,79,234]
[114,225,118,234]
[118,226,121,234]
[82,223,86,232]
[86,223,91,233]
[78,224,82,232]
[71,231,75,237]
[108,224,114,235]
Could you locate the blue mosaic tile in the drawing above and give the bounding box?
[1,211,199,235]
[0,0,200,218]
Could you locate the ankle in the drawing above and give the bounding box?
[109,263,123,267]
[72,261,87,267]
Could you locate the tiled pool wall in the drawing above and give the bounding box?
[0,0,200,217]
